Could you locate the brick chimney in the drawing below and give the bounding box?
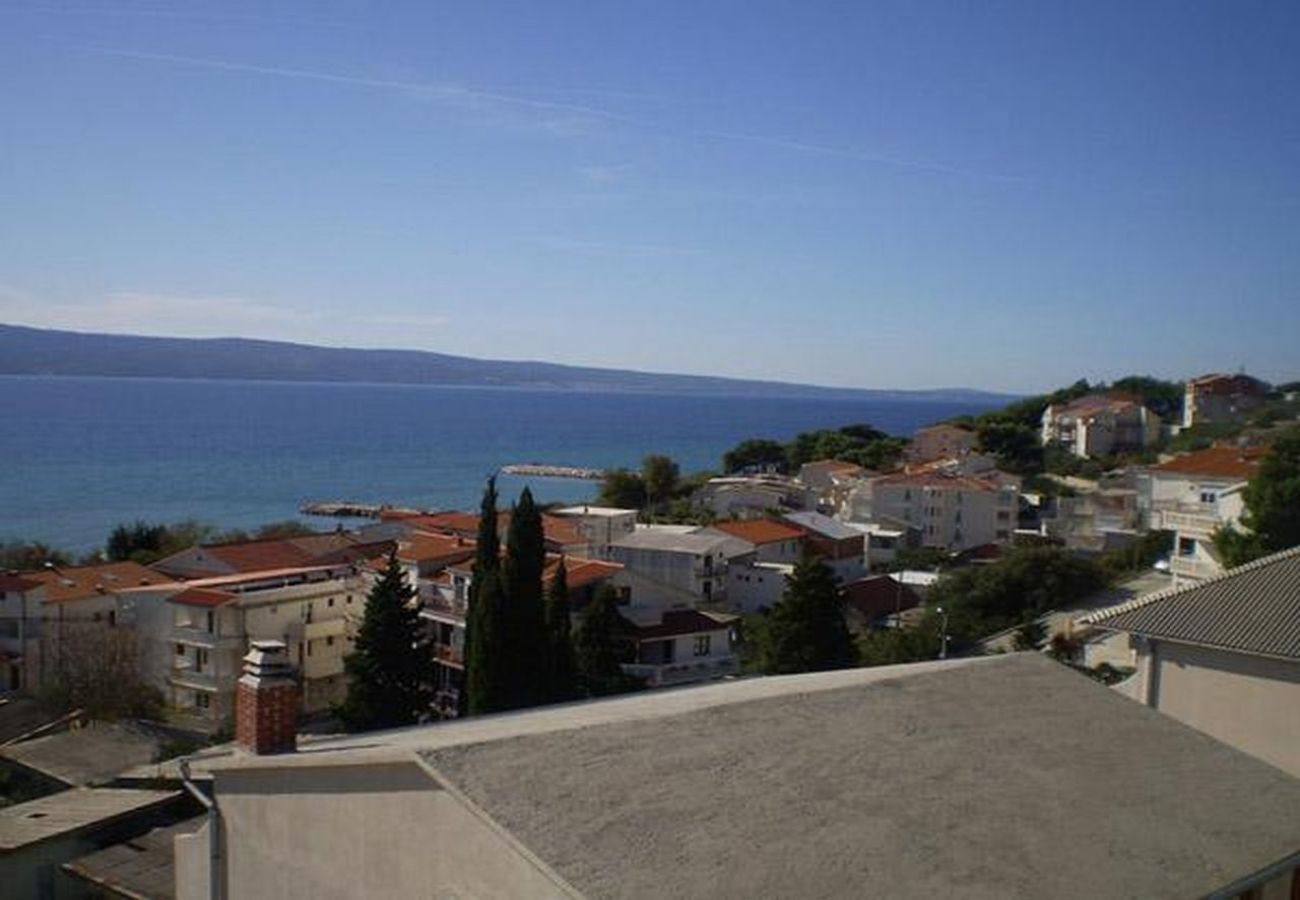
[235,640,298,755]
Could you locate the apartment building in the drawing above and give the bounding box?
[0,561,174,693]
[796,459,868,513]
[124,563,372,729]
[548,506,638,555]
[1139,446,1264,583]
[906,423,978,463]
[696,475,814,520]
[1041,394,1161,458]
[605,528,753,608]
[1182,372,1268,428]
[621,609,739,687]
[848,471,1018,553]
[782,512,868,582]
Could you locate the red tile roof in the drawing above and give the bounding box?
[547,556,622,591]
[1150,446,1265,479]
[841,576,922,621]
[24,562,175,604]
[710,519,806,546]
[1052,393,1143,418]
[168,587,237,608]
[402,510,585,549]
[396,531,475,565]
[629,609,737,640]
[0,573,43,593]
[1187,373,1266,395]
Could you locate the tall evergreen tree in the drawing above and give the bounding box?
[757,555,857,675]
[336,551,435,731]
[574,584,640,697]
[500,487,548,709]
[544,558,577,702]
[464,477,505,715]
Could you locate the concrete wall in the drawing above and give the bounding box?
[179,760,571,900]
[1139,640,1300,777]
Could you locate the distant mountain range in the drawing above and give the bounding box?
[0,323,1016,404]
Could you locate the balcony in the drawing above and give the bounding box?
[422,596,468,624]
[433,644,464,668]
[168,668,221,692]
[1154,507,1222,538]
[622,656,738,688]
[172,626,244,649]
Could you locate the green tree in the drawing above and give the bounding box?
[755,556,857,674]
[597,468,648,508]
[574,584,641,697]
[641,454,681,507]
[500,487,548,709]
[464,477,505,715]
[336,551,435,731]
[856,620,941,667]
[0,541,71,570]
[106,521,167,562]
[722,438,789,474]
[1216,426,1300,565]
[544,558,577,702]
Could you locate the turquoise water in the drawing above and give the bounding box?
[0,376,1000,552]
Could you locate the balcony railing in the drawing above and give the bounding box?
[1170,555,1222,581]
[423,596,468,622]
[433,644,465,667]
[172,626,244,648]
[168,668,221,691]
[622,656,738,688]
[1155,507,1222,537]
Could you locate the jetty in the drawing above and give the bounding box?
[500,463,607,480]
[300,501,392,519]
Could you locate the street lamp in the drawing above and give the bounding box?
[935,606,949,660]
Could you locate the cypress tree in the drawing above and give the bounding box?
[336,551,435,731]
[464,477,505,715]
[544,558,577,702]
[574,584,640,697]
[757,555,858,675]
[501,487,547,709]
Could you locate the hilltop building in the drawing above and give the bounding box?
[1183,372,1268,428]
[1041,394,1161,458]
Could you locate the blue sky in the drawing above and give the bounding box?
[1,1,1297,393]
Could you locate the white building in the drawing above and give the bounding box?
[848,471,1018,552]
[1139,446,1264,584]
[725,561,792,613]
[621,609,739,687]
[605,527,753,608]
[695,475,814,520]
[123,563,372,729]
[548,506,639,555]
[1041,394,1161,458]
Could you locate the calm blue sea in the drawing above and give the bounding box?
[0,376,1001,553]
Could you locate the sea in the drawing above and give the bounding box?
[0,376,1003,554]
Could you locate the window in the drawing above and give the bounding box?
[328,596,335,607]
[1178,537,1196,557]
[326,636,334,647]
[108,609,116,627]
[1199,491,1216,504]
[206,611,215,633]
[694,635,711,656]
[195,691,210,710]
[175,643,185,656]
[307,640,313,657]
[347,594,354,604]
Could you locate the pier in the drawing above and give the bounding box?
[500,463,607,480]
[300,501,393,519]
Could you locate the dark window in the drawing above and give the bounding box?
[694,635,711,656]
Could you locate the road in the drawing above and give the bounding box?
[979,569,1174,654]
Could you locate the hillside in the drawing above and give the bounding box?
[0,324,1015,403]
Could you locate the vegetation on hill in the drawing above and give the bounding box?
[596,454,715,523]
[1215,425,1300,566]
[722,423,909,475]
[105,518,320,564]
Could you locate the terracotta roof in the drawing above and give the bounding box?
[0,573,42,593]
[405,511,585,548]
[872,469,1004,491]
[1149,446,1265,479]
[629,609,737,640]
[1052,393,1141,418]
[396,531,475,565]
[167,587,237,608]
[24,562,175,604]
[1187,373,1266,394]
[546,557,622,591]
[841,576,922,622]
[710,519,806,546]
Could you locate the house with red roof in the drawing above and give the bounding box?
[1041,393,1162,458]
[1141,445,1266,583]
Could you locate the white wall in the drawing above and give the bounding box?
[1137,640,1300,778]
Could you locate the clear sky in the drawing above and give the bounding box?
[1,1,1297,393]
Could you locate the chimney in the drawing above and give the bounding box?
[235,640,298,755]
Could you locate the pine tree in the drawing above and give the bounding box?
[464,477,504,715]
[574,584,640,697]
[500,487,547,709]
[544,558,577,702]
[757,555,857,675]
[336,551,435,731]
